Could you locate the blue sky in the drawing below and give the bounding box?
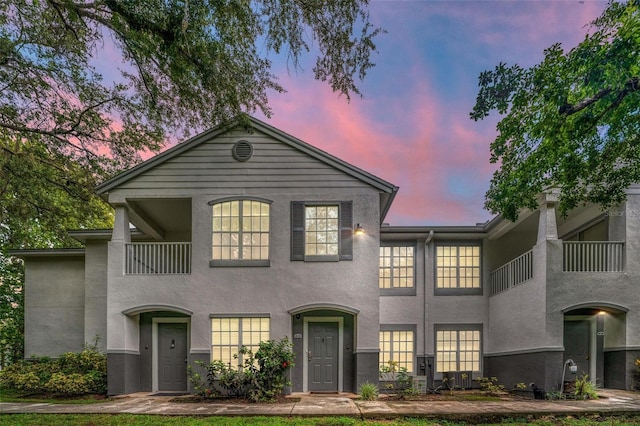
[257,0,610,225]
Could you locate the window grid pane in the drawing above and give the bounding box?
[212,200,270,260]
[305,206,339,256]
[379,330,414,373]
[436,329,481,373]
[436,245,480,289]
[211,317,270,370]
[379,246,415,289]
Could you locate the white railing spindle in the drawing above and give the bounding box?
[125,242,192,274]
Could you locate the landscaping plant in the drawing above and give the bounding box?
[0,340,107,396]
[358,382,379,401]
[188,337,294,402]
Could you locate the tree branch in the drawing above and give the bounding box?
[559,76,639,115]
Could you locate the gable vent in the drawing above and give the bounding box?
[232,140,253,162]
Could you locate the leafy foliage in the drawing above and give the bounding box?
[0,342,107,396]
[474,376,506,396]
[573,374,598,400]
[0,0,383,229]
[0,0,382,368]
[634,358,640,390]
[358,381,379,400]
[471,1,640,221]
[188,337,294,402]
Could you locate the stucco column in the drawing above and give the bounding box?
[537,191,559,243]
[112,204,131,243]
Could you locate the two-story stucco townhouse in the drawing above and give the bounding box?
[12,117,640,395]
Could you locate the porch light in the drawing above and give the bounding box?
[598,310,607,316]
[354,224,365,235]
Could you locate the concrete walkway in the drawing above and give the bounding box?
[1,389,639,420]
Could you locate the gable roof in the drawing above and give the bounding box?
[96,116,399,221]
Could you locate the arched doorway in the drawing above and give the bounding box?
[562,303,628,389]
[288,304,359,393]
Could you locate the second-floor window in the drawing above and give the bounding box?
[210,198,271,265]
[380,244,415,291]
[305,205,339,256]
[436,243,481,294]
[291,201,353,261]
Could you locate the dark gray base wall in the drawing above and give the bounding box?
[107,352,140,396]
[604,349,640,390]
[355,350,379,392]
[484,351,563,392]
[189,352,211,394]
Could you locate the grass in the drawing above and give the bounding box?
[1,414,640,425]
[0,389,110,404]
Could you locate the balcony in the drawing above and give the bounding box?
[125,242,192,274]
[489,250,533,296]
[562,241,624,272]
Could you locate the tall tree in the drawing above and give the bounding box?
[0,0,383,241]
[0,0,383,363]
[471,0,640,221]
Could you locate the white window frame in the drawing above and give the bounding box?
[210,315,270,370]
[209,197,272,267]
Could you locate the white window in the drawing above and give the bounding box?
[436,329,481,373]
[211,199,270,261]
[379,329,414,373]
[380,245,415,289]
[211,317,270,369]
[291,201,353,261]
[305,205,339,256]
[436,245,481,289]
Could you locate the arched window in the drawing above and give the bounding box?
[209,198,271,266]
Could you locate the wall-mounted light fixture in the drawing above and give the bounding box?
[354,223,365,235]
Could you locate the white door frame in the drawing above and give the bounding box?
[152,317,190,393]
[303,316,343,392]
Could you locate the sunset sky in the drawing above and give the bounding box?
[252,0,610,226]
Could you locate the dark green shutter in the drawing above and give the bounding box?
[291,201,305,260]
[339,201,353,261]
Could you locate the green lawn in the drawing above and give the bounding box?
[1,414,640,426]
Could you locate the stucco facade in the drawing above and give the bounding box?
[14,117,640,395]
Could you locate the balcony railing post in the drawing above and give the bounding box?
[125,242,192,274]
[562,242,624,272]
[489,249,534,296]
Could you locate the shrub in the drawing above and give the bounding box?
[634,358,640,391]
[188,337,295,402]
[45,373,90,396]
[474,376,506,396]
[242,337,295,402]
[358,382,379,400]
[0,342,107,396]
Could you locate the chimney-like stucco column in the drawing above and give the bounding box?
[537,191,560,243]
[111,204,131,243]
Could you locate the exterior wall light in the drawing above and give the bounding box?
[354,224,365,235]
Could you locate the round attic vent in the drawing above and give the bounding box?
[232,140,253,162]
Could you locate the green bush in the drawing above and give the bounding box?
[634,358,640,391]
[474,376,506,396]
[0,343,107,396]
[188,337,295,402]
[45,373,90,396]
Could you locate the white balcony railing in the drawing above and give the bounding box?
[489,250,533,296]
[125,242,192,274]
[562,241,624,272]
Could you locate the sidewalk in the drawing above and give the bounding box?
[1,389,640,420]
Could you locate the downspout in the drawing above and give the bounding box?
[423,230,434,384]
